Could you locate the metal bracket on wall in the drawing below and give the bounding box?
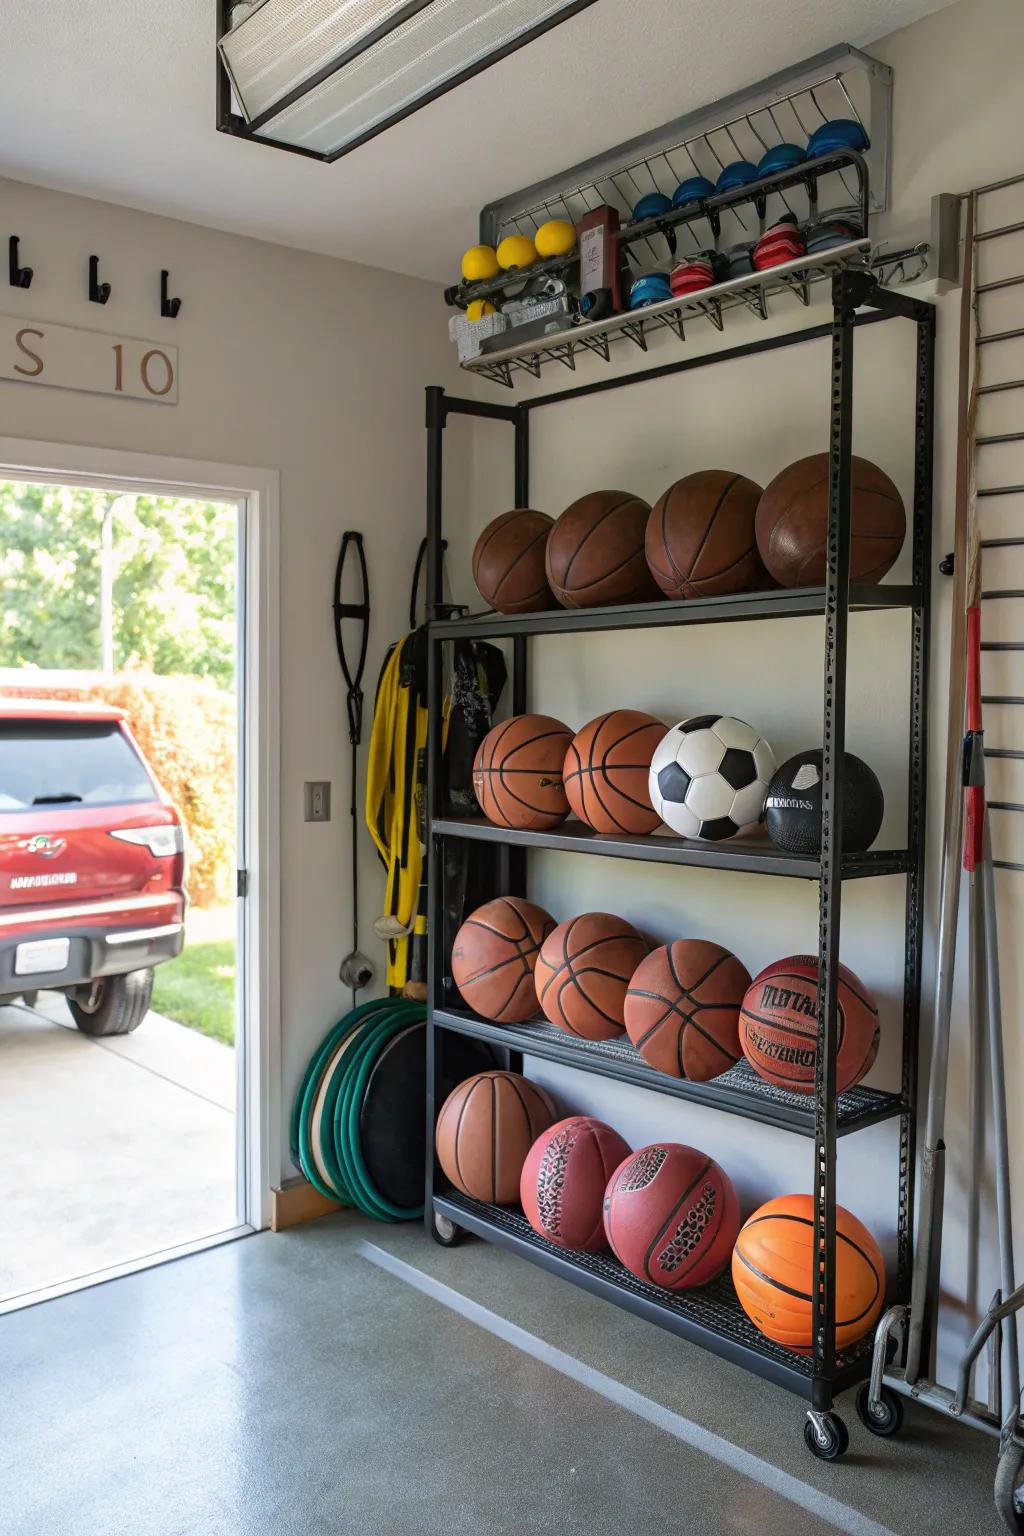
[160,270,182,318]
[88,254,111,305]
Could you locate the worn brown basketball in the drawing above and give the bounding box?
[564,710,665,834]
[646,470,769,598]
[451,896,556,1022]
[623,940,751,1081]
[545,490,659,608]
[755,454,906,588]
[472,508,555,614]
[435,1071,557,1204]
[534,912,649,1040]
[473,714,574,830]
[739,955,880,1094]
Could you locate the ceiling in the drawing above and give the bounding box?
[2,0,954,285]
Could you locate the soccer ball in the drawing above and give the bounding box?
[650,715,776,841]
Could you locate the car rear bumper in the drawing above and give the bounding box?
[0,893,185,997]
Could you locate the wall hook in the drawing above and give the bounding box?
[89,254,111,305]
[9,236,33,289]
[160,269,182,318]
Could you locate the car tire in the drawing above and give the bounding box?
[68,969,154,1037]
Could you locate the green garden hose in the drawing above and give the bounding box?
[292,997,426,1221]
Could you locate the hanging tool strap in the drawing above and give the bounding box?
[333,532,370,971]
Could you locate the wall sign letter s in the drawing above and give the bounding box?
[14,327,44,377]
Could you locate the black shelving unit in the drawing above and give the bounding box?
[423,268,935,1445]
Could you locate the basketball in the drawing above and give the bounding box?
[563,710,665,834]
[732,1194,885,1350]
[623,940,750,1081]
[603,1142,740,1290]
[646,470,769,598]
[739,955,879,1094]
[764,749,885,856]
[473,714,574,830]
[472,509,555,614]
[451,896,556,1022]
[520,1116,630,1250]
[534,912,649,1040]
[435,1071,557,1204]
[545,490,659,609]
[755,454,906,588]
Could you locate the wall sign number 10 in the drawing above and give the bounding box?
[1,314,179,405]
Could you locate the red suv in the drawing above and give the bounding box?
[0,700,186,1035]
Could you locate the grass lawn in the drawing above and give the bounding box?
[151,908,236,1045]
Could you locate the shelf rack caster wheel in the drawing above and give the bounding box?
[804,1410,849,1461]
[856,1383,903,1438]
[994,1436,1024,1533]
[431,1211,464,1248]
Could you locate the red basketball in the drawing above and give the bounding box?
[603,1142,740,1290]
[563,710,665,834]
[739,955,879,1093]
[473,714,574,830]
[451,897,556,1022]
[520,1116,631,1251]
[534,912,649,1040]
[623,939,750,1081]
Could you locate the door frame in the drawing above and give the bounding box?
[0,435,281,1231]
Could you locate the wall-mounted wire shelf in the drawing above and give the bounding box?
[478,46,891,249]
[461,239,870,387]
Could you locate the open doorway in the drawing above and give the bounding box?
[0,474,253,1308]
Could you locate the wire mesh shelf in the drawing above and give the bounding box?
[481,43,891,248]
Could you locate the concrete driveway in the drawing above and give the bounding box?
[0,994,237,1308]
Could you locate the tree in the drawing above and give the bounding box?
[0,482,236,687]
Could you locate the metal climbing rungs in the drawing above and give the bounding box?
[973,174,1024,871]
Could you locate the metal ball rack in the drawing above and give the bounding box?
[422,264,936,1456]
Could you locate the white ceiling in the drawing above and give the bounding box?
[2,0,954,284]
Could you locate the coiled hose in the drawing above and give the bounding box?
[291,997,426,1222]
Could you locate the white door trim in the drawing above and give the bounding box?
[0,435,281,1230]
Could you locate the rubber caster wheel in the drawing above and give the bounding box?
[994,1437,1024,1533]
[804,1412,849,1461]
[431,1212,464,1248]
[856,1383,904,1437]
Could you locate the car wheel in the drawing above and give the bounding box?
[68,970,154,1036]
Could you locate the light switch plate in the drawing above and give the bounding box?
[304,781,331,822]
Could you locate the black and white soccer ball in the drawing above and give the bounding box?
[649,715,776,841]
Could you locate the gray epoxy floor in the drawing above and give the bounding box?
[0,1212,1006,1536]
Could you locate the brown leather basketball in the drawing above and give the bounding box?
[563,710,665,834]
[534,912,649,1040]
[451,896,556,1022]
[435,1071,557,1204]
[473,714,573,830]
[472,509,555,614]
[545,490,658,608]
[624,940,751,1081]
[755,454,906,588]
[646,470,769,598]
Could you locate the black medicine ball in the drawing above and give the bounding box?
[763,749,884,855]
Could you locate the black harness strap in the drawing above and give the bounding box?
[333,531,370,969]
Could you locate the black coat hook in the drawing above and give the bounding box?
[160,269,182,319]
[9,236,32,289]
[89,254,111,305]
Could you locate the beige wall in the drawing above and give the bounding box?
[451,0,1024,1379]
[0,175,459,1184]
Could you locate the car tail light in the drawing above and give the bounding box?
[109,825,185,857]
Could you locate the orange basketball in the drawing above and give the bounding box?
[534,912,649,1040]
[623,939,750,1081]
[435,1071,557,1204]
[473,714,574,830]
[732,1193,885,1350]
[563,710,665,834]
[451,897,555,1022]
[739,955,879,1094]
